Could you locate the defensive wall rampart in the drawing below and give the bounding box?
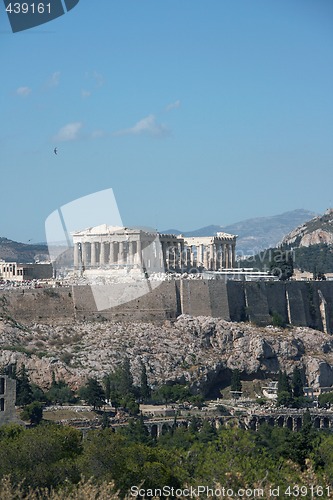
[1,280,333,332]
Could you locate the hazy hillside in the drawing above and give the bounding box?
[163,209,317,255]
[239,209,333,274]
[0,237,48,263]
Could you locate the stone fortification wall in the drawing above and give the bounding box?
[1,281,333,333]
[313,281,333,333]
[226,281,246,322]
[72,282,179,322]
[265,282,289,325]
[0,288,75,322]
[225,281,333,332]
[286,282,321,330]
[243,282,272,326]
[179,280,229,319]
[0,282,179,324]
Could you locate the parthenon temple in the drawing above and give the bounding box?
[71,224,237,274]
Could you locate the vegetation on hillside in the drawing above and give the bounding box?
[0,418,333,499]
[239,243,333,275]
[0,363,333,498]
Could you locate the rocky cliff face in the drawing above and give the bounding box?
[1,315,333,393]
[281,209,333,248]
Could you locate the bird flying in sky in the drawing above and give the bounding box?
[54,147,58,155]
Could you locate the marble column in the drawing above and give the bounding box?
[109,242,115,265]
[218,243,223,269]
[136,239,142,266]
[119,241,125,265]
[161,241,167,270]
[222,244,226,268]
[225,244,230,268]
[209,244,214,270]
[170,244,176,269]
[128,241,134,265]
[82,242,89,266]
[203,246,209,269]
[213,243,218,270]
[231,243,236,268]
[74,243,80,268]
[188,246,193,268]
[197,244,202,267]
[91,242,97,267]
[192,245,198,267]
[179,241,184,270]
[184,247,190,269]
[167,242,172,269]
[100,242,106,265]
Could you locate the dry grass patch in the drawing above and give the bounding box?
[43,409,96,422]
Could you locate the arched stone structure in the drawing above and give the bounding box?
[245,412,333,432]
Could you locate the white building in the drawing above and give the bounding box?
[71,224,237,274]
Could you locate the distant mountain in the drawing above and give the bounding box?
[222,209,318,255]
[0,237,48,263]
[281,208,333,248]
[0,209,320,263]
[163,209,318,255]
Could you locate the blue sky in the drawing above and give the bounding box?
[1,0,332,243]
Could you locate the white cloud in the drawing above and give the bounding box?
[47,71,61,88]
[115,115,169,137]
[90,129,106,139]
[81,89,91,99]
[85,71,105,88]
[92,71,105,88]
[53,122,83,142]
[16,86,32,97]
[166,100,181,111]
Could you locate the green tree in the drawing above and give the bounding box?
[277,371,293,407]
[20,401,43,425]
[140,363,151,402]
[15,364,33,406]
[103,374,111,402]
[31,383,46,403]
[270,249,294,281]
[153,384,191,405]
[119,415,151,444]
[189,415,200,434]
[318,391,333,408]
[79,378,105,410]
[158,425,195,451]
[104,357,136,407]
[118,357,134,396]
[271,311,286,328]
[0,424,82,491]
[120,395,139,416]
[292,367,304,399]
[230,369,242,392]
[153,385,174,405]
[101,412,110,429]
[79,430,183,497]
[47,376,76,405]
[197,420,217,444]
